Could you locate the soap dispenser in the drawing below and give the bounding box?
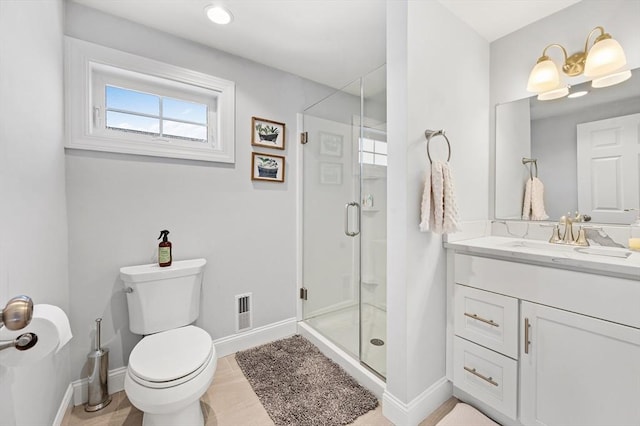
[630,210,640,252]
[158,230,172,267]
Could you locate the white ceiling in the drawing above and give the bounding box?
[437,0,582,42]
[72,0,581,89]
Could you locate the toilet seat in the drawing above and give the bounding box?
[128,325,213,389]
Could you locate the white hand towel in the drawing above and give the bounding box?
[522,177,549,220]
[420,160,460,234]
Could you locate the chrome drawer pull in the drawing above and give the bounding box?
[524,317,531,354]
[464,312,499,327]
[464,366,499,387]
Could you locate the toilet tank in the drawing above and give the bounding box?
[120,258,206,335]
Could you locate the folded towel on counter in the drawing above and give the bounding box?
[522,177,549,220]
[420,160,460,234]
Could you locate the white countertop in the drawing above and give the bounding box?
[445,236,640,281]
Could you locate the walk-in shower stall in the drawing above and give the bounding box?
[300,66,387,379]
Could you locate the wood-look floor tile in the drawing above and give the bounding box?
[419,397,459,426]
[67,391,123,425]
[350,405,394,426]
[206,399,274,426]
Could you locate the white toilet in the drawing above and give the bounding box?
[120,258,215,426]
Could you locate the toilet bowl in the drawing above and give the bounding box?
[120,258,213,425]
[124,326,216,426]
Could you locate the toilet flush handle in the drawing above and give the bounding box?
[124,287,133,294]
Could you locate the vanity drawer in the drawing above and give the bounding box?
[454,284,518,358]
[453,336,517,419]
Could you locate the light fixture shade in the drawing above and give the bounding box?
[584,38,627,77]
[537,86,569,101]
[527,59,561,93]
[591,69,632,88]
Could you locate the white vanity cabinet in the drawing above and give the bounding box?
[520,301,640,426]
[447,250,640,426]
[452,285,519,418]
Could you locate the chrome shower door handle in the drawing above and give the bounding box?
[344,202,360,237]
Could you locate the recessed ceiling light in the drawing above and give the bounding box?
[568,90,589,98]
[205,5,233,25]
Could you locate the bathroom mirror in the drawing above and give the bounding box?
[495,67,640,224]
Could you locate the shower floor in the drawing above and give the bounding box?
[305,303,386,377]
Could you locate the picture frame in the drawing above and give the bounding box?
[319,162,342,185]
[251,152,285,182]
[319,132,343,157]
[252,117,286,150]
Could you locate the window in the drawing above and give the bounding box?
[359,137,387,166]
[104,86,208,142]
[65,37,235,163]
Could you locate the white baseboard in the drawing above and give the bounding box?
[52,383,74,426]
[213,317,297,357]
[383,377,452,426]
[72,366,127,406]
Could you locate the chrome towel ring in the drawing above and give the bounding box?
[522,157,538,179]
[425,129,451,163]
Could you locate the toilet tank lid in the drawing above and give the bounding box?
[120,258,206,283]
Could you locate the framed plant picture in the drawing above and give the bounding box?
[319,162,342,185]
[252,117,285,150]
[251,152,285,182]
[319,131,343,157]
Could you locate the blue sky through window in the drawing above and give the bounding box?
[105,85,208,141]
[106,86,158,115]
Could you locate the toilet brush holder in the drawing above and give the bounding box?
[85,318,112,412]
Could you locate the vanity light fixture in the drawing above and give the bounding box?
[527,26,631,100]
[205,4,233,25]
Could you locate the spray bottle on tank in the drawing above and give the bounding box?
[158,230,172,267]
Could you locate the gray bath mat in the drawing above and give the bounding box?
[235,335,378,425]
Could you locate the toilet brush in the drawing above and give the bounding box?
[85,318,112,412]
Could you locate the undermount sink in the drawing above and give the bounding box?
[500,239,632,259]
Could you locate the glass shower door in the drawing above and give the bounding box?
[302,78,362,359]
[301,66,387,379]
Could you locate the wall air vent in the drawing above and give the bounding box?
[235,293,252,332]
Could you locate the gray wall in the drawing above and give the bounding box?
[0,1,71,424]
[64,2,334,381]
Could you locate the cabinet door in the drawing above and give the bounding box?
[520,302,640,426]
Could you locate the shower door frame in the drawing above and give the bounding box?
[295,111,386,380]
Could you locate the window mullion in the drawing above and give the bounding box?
[105,108,160,121]
[159,97,164,137]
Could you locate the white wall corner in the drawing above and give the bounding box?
[443,220,491,243]
[382,377,452,426]
[213,317,297,358]
[52,383,74,426]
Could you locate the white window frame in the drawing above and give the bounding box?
[65,37,235,163]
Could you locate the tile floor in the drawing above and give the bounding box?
[62,354,456,426]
